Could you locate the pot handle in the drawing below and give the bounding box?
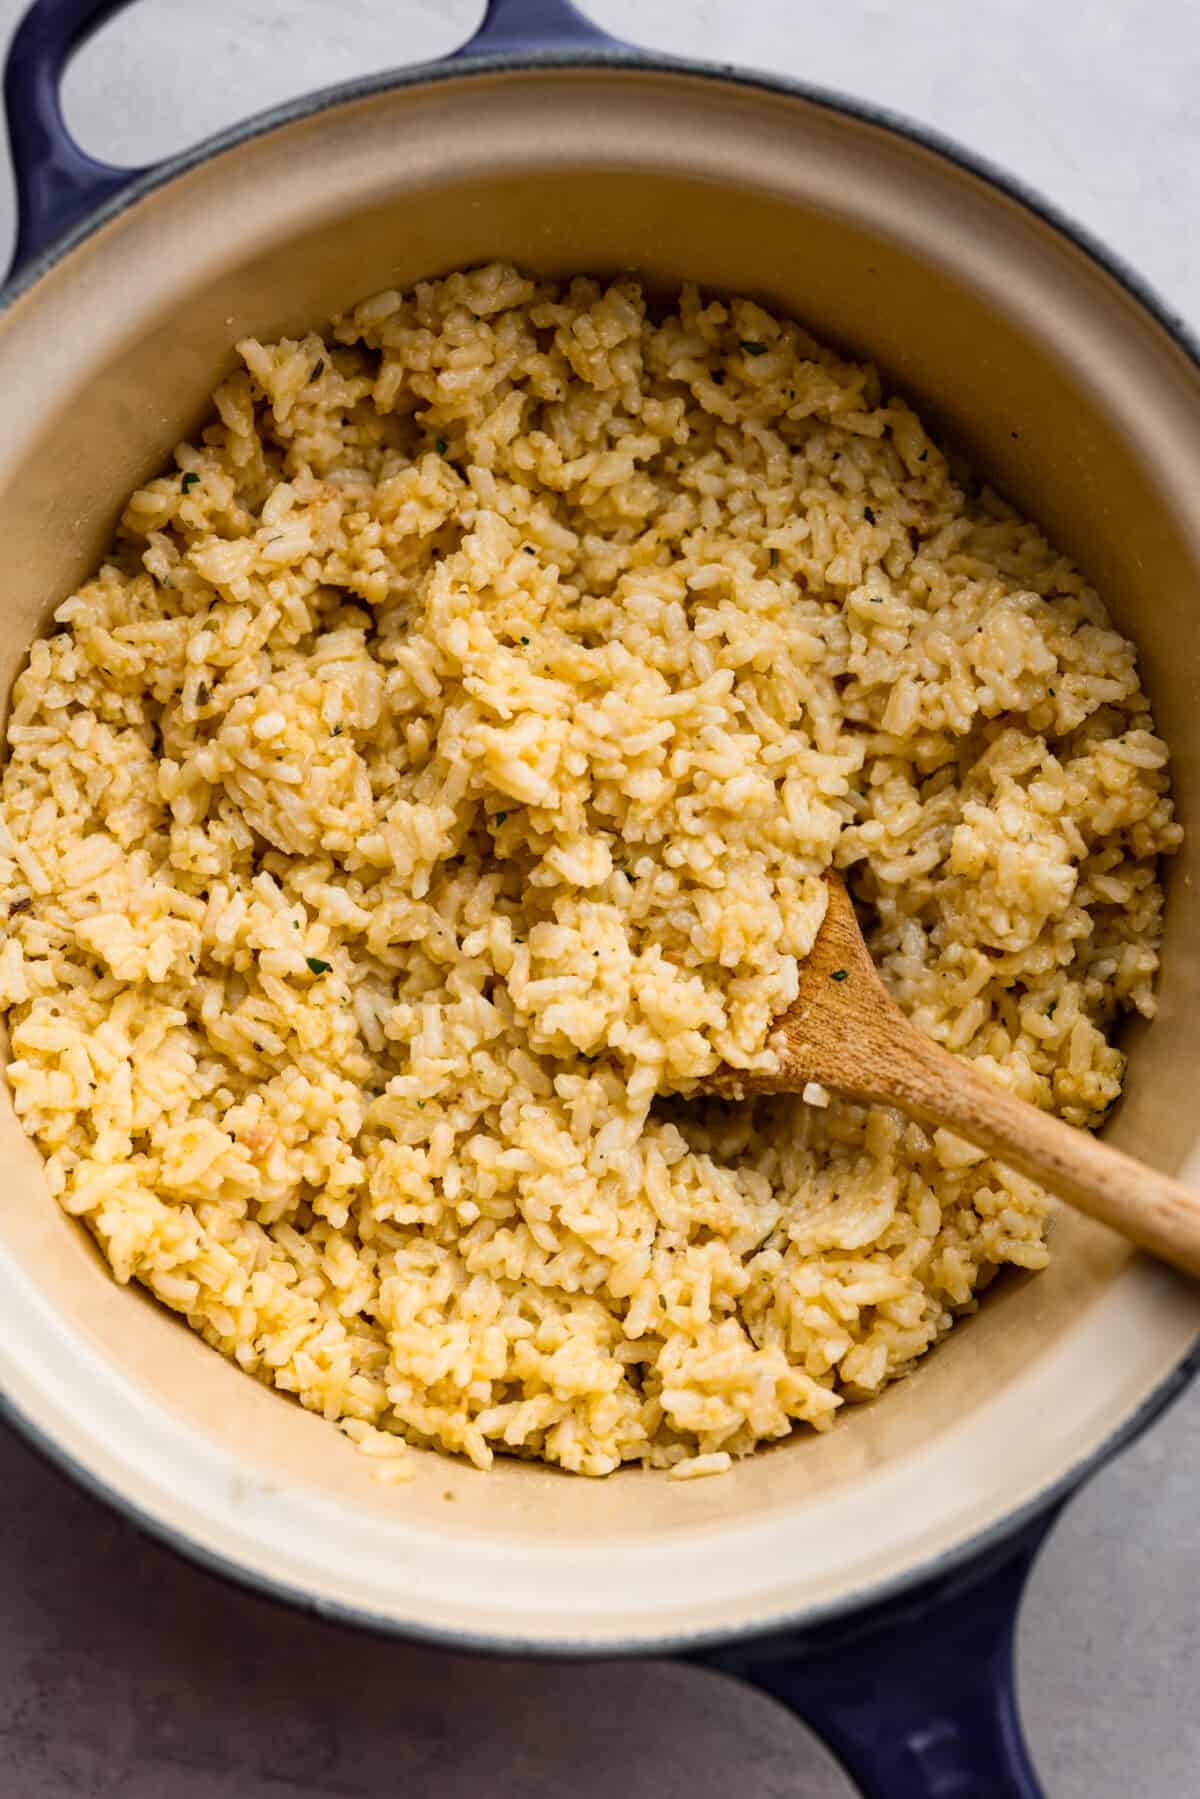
[690,1511,1056,1798]
[3,0,621,281]
[452,0,620,55]
[4,0,147,276]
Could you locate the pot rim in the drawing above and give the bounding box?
[4,1338,1197,1660]
[2,40,1198,1656]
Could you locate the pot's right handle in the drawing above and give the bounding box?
[692,1511,1056,1798]
[3,0,621,281]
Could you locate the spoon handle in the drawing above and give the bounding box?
[844,1011,1200,1279]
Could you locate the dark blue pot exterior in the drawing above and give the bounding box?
[4,3,1198,1793]
[698,1511,1057,1797]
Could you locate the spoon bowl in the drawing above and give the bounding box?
[705,874,1200,1280]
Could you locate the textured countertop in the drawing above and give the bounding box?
[1,3,1198,1794]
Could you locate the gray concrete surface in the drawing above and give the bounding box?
[1,2,1199,1793]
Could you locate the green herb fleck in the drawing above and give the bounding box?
[311,358,325,380]
[831,968,849,982]
[494,812,508,826]
[918,449,927,462]
[293,920,300,929]
[436,437,448,455]
[1048,687,1056,697]
[739,340,768,356]
[520,636,530,646]
[195,682,210,708]
[331,724,343,737]
[417,1100,425,1109]
[1047,1001,1057,1018]
[864,505,876,524]
[180,472,200,493]
[305,956,331,975]
[769,548,779,568]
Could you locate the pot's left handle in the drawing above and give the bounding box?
[4,0,147,278]
[3,0,621,283]
[452,0,619,55]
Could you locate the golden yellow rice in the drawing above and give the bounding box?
[0,263,1179,1478]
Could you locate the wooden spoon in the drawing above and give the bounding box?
[705,873,1200,1278]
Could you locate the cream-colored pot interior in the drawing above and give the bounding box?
[1,62,1198,1650]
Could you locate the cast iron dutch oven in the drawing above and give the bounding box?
[2,2,1200,1792]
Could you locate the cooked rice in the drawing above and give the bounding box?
[0,263,1179,1477]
